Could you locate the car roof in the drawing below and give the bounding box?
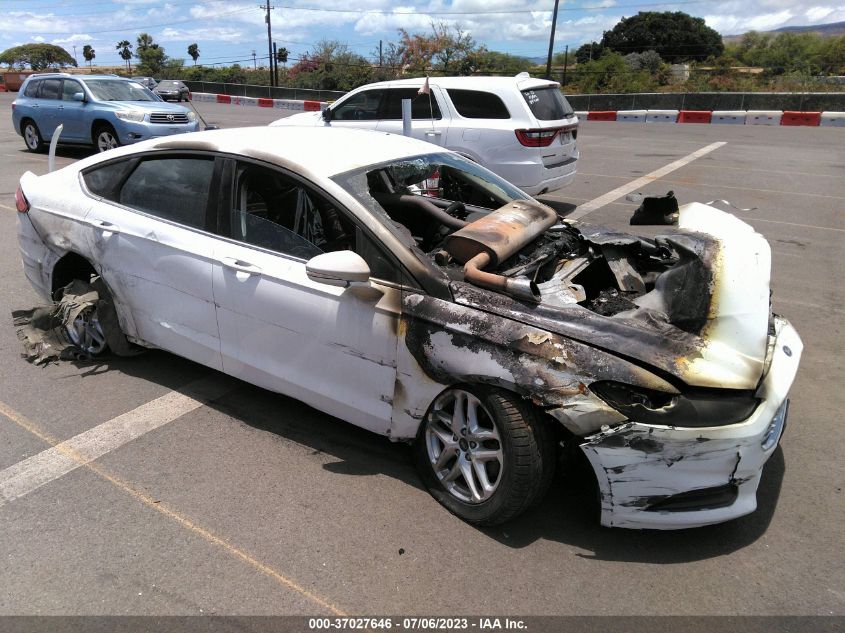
[105,126,449,176]
[352,74,559,92]
[25,73,127,81]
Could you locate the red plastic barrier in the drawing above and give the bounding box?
[187,92,192,101]
[678,110,712,124]
[0,85,6,92]
[216,94,231,104]
[258,98,274,108]
[303,100,321,112]
[781,111,821,126]
[587,110,617,121]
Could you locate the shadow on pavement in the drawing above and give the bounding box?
[44,348,786,564]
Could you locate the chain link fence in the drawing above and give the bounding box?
[182,81,345,102]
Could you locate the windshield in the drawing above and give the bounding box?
[521,86,574,120]
[85,79,156,102]
[158,81,181,89]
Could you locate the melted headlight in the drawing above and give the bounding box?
[590,380,759,428]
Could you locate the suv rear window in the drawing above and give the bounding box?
[447,89,510,119]
[521,87,574,121]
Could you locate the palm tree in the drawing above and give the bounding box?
[116,40,133,72]
[187,43,199,66]
[82,44,95,67]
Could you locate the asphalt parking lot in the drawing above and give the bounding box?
[0,91,843,617]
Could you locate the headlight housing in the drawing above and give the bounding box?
[115,111,146,122]
[186,111,197,122]
[590,381,759,428]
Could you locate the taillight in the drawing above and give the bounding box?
[515,124,579,147]
[515,128,558,147]
[15,185,29,213]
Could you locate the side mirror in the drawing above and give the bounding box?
[73,92,85,102]
[306,251,370,287]
[321,107,332,122]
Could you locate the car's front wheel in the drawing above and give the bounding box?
[414,386,553,526]
[94,124,120,152]
[22,120,45,152]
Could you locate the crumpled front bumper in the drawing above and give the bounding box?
[581,316,802,530]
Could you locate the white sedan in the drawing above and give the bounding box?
[15,127,801,529]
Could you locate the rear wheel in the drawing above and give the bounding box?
[94,124,120,152]
[22,120,45,152]
[414,385,553,525]
[65,304,107,355]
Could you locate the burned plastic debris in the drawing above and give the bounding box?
[629,191,679,226]
[12,277,140,365]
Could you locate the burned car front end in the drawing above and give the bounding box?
[337,152,802,530]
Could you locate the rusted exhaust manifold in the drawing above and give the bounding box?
[445,200,559,302]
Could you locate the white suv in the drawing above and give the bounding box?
[270,73,579,196]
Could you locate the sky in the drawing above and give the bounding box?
[2,0,845,69]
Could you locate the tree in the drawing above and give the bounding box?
[188,43,199,65]
[134,33,167,76]
[287,40,372,91]
[276,47,289,65]
[623,50,662,73]
[82,44,95,67]
[396,22,485,76]
[574,42,604,64]
[600,11,723,62]
[0,44,77,70]
[116,40,133,71]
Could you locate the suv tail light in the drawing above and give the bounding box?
[515,124,579,147]
[15,185,29,213]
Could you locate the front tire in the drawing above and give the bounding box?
[94,124,120,152]
[414,386,553,526]
[22,120,45,152]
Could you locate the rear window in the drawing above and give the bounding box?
[38,79,61,100]
[447,89,510,119]
[521,87,574,121]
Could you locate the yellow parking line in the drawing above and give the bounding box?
[0,398,346,616]
[0,202,15,212]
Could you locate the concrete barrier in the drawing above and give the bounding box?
[677,110,712,123]
[646,110,679,123]
[587,111,617,121]
[820,111,845,127]
[711,111,747,124]
[616,110,647,123]
[746,111,782,125]
[781,111,821,126]
[574,111,588,119]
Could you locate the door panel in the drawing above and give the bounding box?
[86,201,222,369]
[212,244,399,433]
[56,80,87,141]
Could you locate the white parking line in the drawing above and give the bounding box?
[0,375,233,507]
[568,141,727,220]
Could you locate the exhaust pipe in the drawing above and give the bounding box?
[445,200,558,302]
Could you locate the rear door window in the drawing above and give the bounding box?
[118,156,215,229]
[447,89,510,119]
[380,88,442,120]
[521,87,574,120]
[37,79,61,100]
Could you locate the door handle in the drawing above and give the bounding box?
[221,257,262,276]
[91,219,120,235]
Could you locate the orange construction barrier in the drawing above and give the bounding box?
[678,110,712,124]
[587,111,617,121]
[781,111,821,126]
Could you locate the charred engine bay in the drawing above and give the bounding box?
[429,219,716,337]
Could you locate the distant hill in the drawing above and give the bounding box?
[724,21,845,43]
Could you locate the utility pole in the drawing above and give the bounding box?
[273,42,278,87]
[379,40,383,67]
[545,0,560,80]
[252,50,257,70]
[73,45,77,64]
[562,44,569,86]
[263,0,275,87]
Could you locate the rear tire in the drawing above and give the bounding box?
[22,120,45,152]
[414,385,553,526]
